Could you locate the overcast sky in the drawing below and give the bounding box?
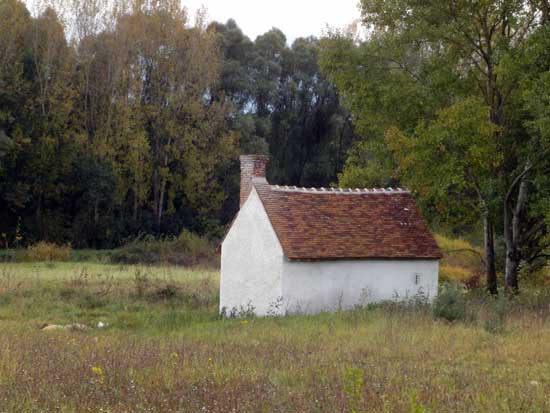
[24,0,362,43]
[184,0,361,43]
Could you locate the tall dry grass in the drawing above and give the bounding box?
[435,234,484,285]
[1,263,550,411]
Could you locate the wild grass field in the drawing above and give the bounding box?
[2,257,550,412]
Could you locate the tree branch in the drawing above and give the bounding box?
[443,248,486,265]
[505,161,533,205]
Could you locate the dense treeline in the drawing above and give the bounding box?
[0,0,356,248]
[3,0,550,292]
[320,0,550,291]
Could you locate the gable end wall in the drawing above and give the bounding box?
[220,188,284,316]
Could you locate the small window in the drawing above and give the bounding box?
[414,273,421,285]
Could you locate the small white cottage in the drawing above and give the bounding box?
[220,155,442,316]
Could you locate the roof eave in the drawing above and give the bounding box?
[284,255,443,262]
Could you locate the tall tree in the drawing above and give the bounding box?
[0,2,356,247]
[269,37,356,186]
[501,24,550,289]
[321,0,550,292]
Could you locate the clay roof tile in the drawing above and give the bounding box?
[252,179,442,260]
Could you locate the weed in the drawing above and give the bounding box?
[150,283,179,301]
[1,262,550,412]
[224,302,256,319]
[432,283,471,322]
[0,292,13,306]
[111,231,215,267]
[0,268,23,294]
[133,268,149,298]
[409,389,429,413]
[344,367,365,413]
[484,290,509,334]
[24,242,72,262]
[77,293,107,310]
[267,296,283,316]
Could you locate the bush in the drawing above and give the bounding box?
[111,231,215,267]
[435,234,484,287]
[0,249,18,262]
[432,283,470,322]
[178,229,212,260]
[435,234,483,269]
[24,242,72,262]
[515,286,550,310]
[439,266,473,284]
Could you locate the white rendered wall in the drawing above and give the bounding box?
[282,259,439,314]
[220,188,284,316]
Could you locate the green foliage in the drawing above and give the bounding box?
[212,21,359,188]
[132,268,149,298]
[320,0,550,290]
[266,37,357,187]
[177,229,213,260]
[0,0,237,247]
[343,367,365,413]
[111,231,215,267]
[484,292,509,335]
[519,26,550,242]
[337,139,398,188]
[388,98,499,229]
[432,283,470,322]
[409,389,429,413]
[435,234,484,286]
[0,2,358,248]
[0,130,13,166]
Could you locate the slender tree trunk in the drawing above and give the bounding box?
[541,0,550,24]
[481,43,500,296]
[484,212,498,294]
[153,167,166,230]
[157,181,165,228]
[133,187,138,221]
[94,200,99,226]
[504,163,531,291]
[153,166,159,224]
[477,192,498,294]
[35,192,44,239]
[505,252,520,291]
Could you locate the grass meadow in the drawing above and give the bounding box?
[2,260,550,412]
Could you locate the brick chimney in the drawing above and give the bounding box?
[240,154,269,208]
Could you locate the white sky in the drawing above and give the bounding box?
[184,0,361,43]
[24,0,362,43]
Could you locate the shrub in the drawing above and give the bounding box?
[343,367,365,413]
[0,249,18,262]
[133,268,149,298]
[435,234,484,287]
[24,242,72,262]
[150,283,179,301]
[484,292,509,334]
[178,229,212,261]
[111,231,215,267]
[435,234,483,269]
[432,283,470,322]
[516,264,550,288]
[515,286,550,310]
[409,389,429,413]
[439,266,472,284]
[0,268,23,294]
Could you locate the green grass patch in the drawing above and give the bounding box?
[2,261,550,411]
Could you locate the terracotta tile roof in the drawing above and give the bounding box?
[252,178,442,260]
